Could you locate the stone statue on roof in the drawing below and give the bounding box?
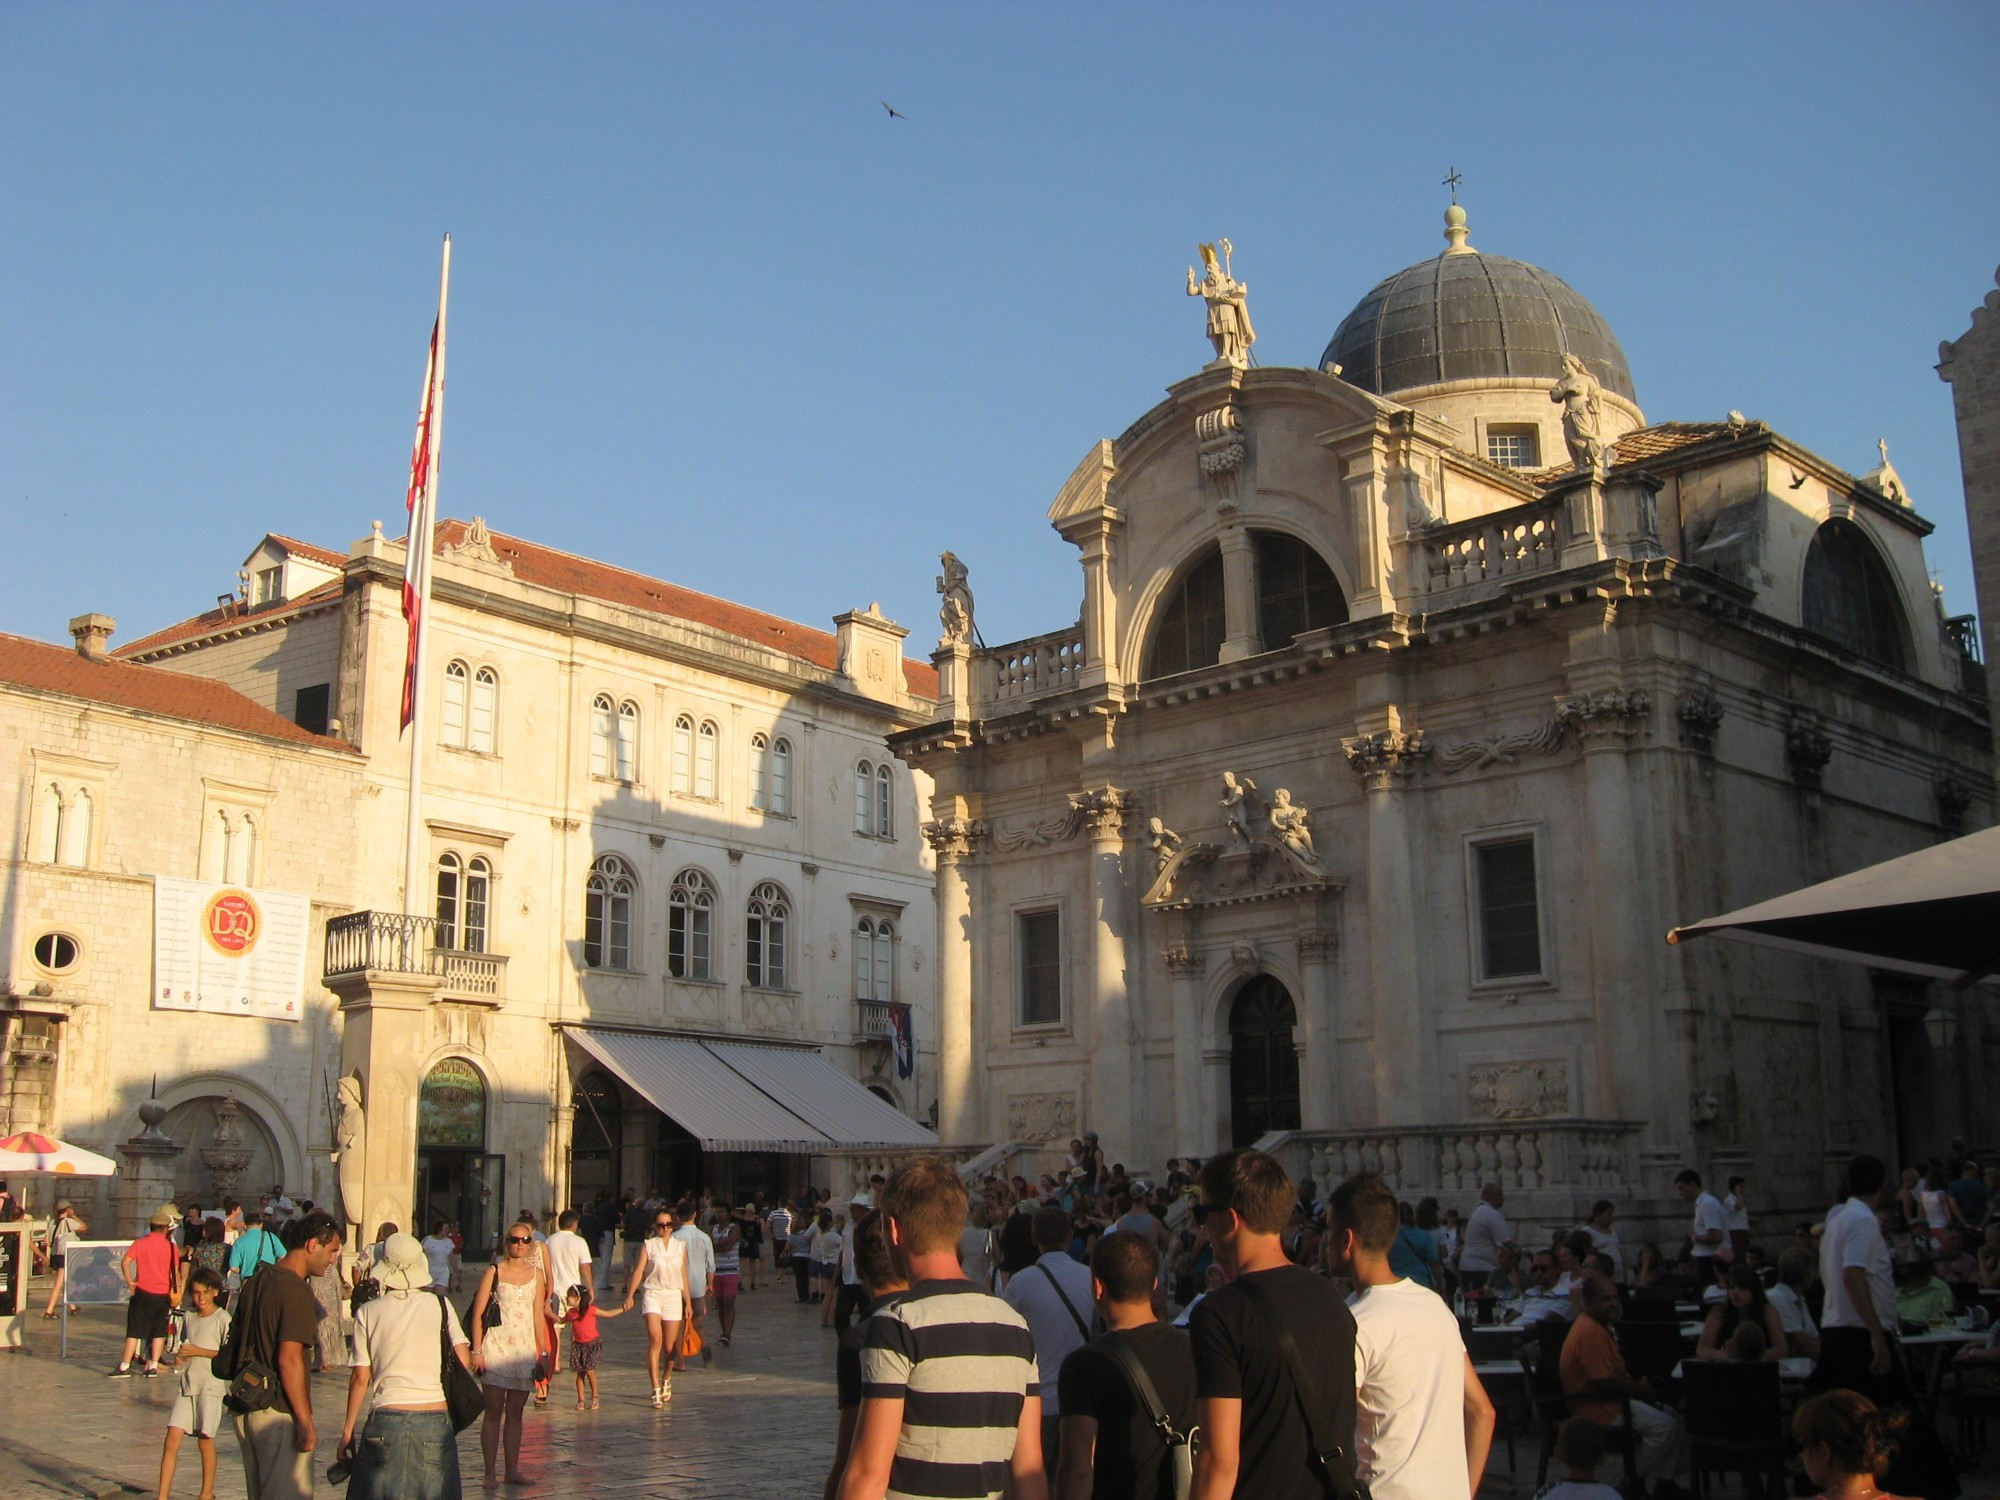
[1187,240,1256,368]
[936,551,976,647]
[1552,354,1608,476]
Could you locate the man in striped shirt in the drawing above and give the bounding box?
[841,1157,1048,1500]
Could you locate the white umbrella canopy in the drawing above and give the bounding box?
[0,1131,118,1177]
[1668,824,2000,984]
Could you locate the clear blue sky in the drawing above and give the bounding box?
[4,4,1996,655]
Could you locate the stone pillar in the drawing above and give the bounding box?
[114,1099,183,1240]
[922,817,985,1146]
[1342,716,1429,1127]
[932,641,975,722]
[1298,930,1339,1130]
[1072,789,1137,1164]
[1201,1045,1230,1149]
[1217,529,1260,663]
[330,968,443,1241]
[1166,944,1207,1155]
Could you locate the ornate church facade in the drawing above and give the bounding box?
[894,206,1994,1232]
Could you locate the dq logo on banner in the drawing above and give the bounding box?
[153,876,308,1022]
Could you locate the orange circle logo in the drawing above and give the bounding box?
[202,890,261,957]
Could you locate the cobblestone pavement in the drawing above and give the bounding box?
[5,1268,2000,1498]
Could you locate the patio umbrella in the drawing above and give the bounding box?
[1667,824,2000,984]
[0,1131,117,1176]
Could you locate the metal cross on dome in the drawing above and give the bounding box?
[1443,167,1463,203]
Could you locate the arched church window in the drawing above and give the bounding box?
[1254,530,1347,650]
[1801,519,1908,671]
[1144,547,1227,679]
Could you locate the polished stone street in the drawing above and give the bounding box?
[7,1273,2000,1499]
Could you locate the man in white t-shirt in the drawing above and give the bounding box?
[263,1183,296,1230]
[1676,1168,1727,1286]
[1332,1172,1495,1500]
[1815,1155,1897,1385]
[546,1209,593,1302]
[1458,1182,1510,1289]
[671,1199,715,1370]
[1579,1200,1623,1276]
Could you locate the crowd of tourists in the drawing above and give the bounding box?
[69,1143,2000,1500]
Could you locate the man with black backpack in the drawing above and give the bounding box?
[1187,1150,1358,1500]
[1055,1231,1197,1500]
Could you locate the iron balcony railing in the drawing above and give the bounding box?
[324,911,506,1000]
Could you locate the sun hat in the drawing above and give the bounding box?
[850,1190,874,1209]
[377,1232,430,1292]
[149,1204,178,1228]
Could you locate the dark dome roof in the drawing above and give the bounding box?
[1322,244,1636,403]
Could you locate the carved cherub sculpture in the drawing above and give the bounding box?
[1267,788,1317,862]
[1146,816,1184,872]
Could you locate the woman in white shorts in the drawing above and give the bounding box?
[621,1206,689,1408]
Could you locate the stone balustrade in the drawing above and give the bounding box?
[981,626,1085,707]
[1408,497,1567,596]
[325,911,506,1004]
[1261,1119,1642,1196]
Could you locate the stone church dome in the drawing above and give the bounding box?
[1322,205,1637,404]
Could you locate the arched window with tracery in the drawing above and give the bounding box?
[854,916,895,1001]
[668,868,715,980]
[855,761,874,833]
[746,882,790,989]
[437,852,492,953]
[469,667,499,754]
[671,715,694,794]
[1802,519,1908,671]
[695,719,718,798]
[770,737,792,815]
[875,763,894,837]
[616,701,640,781]
[441,660,469,747]
[1145,546,1227,678]
[1254,530,1347,650]
[589,695,617,779]
[33,784,63,864]
[584,854,635,970]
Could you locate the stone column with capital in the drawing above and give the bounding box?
[922,816,985,1145]
[1165,942,1207,1154]
[1297,928,1340,1129]
[1071,788,1137,1162]
[1342,717,1430,1126]
[330,967,444,1240]
[1216,531,1261,663]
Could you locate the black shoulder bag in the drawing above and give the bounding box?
[1230,1276,1365,1500]
[214,1272,282,1415]
[434,1292,485,1432]
[1098,1332,1197,1500]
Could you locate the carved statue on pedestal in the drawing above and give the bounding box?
[1219,771,1260,844]
[1186,240,1256,367]
[936,551,976,647]
[1145,816,1184,872]
[1267,788,1316,863]
[332,1073,366,1229]
[1552,354,1608,475]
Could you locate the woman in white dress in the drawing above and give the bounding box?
[470,1224,550,1488]
[621,1206,689,1408]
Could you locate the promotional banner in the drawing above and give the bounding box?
[152,876,310,1021]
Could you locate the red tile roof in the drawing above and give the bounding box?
[120,523,940,701]
[0,632,356,751]
[1527,422,1736,485]
[263,533,349,569]
[118,580,343,658]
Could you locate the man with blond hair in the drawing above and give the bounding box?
[841,1156,1046,1500]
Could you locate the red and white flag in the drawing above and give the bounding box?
[400,301,445,729]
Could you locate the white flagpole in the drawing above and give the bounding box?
[402,235,450,919]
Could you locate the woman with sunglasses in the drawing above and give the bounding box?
[621,1207,691,1408]
[469,1225,551,1488]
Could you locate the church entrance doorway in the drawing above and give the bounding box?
[1229,976,1301,1148]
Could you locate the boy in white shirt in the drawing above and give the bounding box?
[1330,1172,1496,1500]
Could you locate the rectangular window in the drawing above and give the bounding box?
[293,684,330,736]
[1477,838,1542,978]
[1485,425,1541,469]
[253,566,283,605]
[1017,909,1063,1026]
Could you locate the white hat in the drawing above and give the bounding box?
[850,1190,874,1208]
[378,1232,430,1292]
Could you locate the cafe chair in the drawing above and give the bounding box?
[1681,1360,1787,1499]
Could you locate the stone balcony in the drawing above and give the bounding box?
[981,626,1085,709]
[853,997,899,1044]
[1400,492,1569,599]
[324,911,507,1006]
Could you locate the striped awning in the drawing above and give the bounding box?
[563,1028,936,1154]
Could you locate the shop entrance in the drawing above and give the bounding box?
[416,1058,501,1258]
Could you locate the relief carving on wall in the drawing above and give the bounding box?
[1468,1061,1570,1121]
[1007,1092,1078,1143]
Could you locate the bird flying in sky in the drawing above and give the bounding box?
[881,100,908,120]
